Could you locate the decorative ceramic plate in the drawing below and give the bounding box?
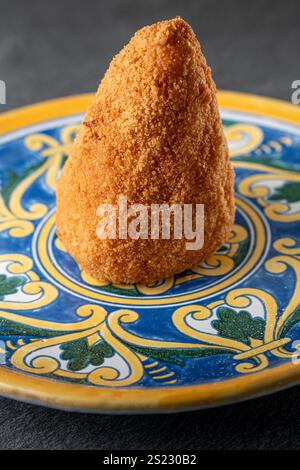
[1,92,300,413]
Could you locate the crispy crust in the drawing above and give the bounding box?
[56,17,235,284]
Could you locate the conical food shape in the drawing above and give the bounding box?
[56,17,235,284]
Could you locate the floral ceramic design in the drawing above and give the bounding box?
[1,92,300,412]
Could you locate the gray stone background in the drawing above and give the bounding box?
[0,0,300,450]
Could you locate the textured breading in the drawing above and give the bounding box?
[56,17,235,284]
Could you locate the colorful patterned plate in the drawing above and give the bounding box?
[1,92,300,413]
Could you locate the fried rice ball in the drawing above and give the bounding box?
[56,17,235,284]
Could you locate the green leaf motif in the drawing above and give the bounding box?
[60,338,114,371]
[103,284,142,297]
[0,274,26,301]
[280,304,300,338]
[126,343,234,367]
[233,239,250,267]
[222,120,237,127]
[212,307,266,346]
[269,182,300,203]
[217,245,228,254]
[1,161,45,206]
[0,317,70,338]
[61,155,68,168]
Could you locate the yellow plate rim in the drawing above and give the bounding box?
[1,91,300,413]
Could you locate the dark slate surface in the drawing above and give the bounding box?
[0,0,300,450]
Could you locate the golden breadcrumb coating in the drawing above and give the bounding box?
[56,17,235,284]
